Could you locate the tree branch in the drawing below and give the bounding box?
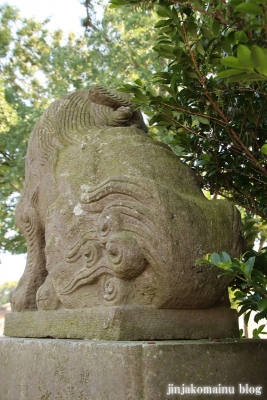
[82,0,111,43]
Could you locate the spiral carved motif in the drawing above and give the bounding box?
[84,243,100,269]
[64,234,101,269]
[97,212,122,245]
[101,276,119,302]
[106,232,146,280]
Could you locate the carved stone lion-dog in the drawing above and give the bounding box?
[10,85,241,312]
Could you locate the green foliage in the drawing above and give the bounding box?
[196,250,267,329]
[0,281,17,307]
[0,3,161,253]
[112,0,267,335]
[0,80,18,133]
[116,0,267,220]
[252,324,267,338]
[241,210,267,254]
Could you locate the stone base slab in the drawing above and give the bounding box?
[4,306,239,340]
[0,338,266,399]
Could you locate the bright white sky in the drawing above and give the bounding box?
[2,0,86,35]
[0,253,26,284]
[0,0,88,285]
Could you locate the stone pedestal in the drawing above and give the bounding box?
[4,306,239,340]
[0,338,266,400]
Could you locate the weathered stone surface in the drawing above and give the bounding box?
[0,338,266,400]
[4,306,239,340]
[10,85,241,317]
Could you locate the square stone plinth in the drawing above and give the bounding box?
[0,338,266,399]
[4,306,239,340]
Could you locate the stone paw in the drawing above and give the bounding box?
[9,286,37,312]
[36,277,61,310]
[112,106,132,125]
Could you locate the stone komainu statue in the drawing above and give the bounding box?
[11,85,241,312]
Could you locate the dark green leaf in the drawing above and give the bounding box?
[212,20,221,36]
[221,56,244,69]
[251,46,267,75]
[217,69,248,78]
[219,252,232,263]
[197,40,205,55]
[252,328,260,338]
[235,2,263,15]
[242,256,255,278]
[254,307,267,322]
[187,22,198,39]
[237,45,254,71]
[258,298,267,311]
[226,72,262,82]
[234,31,248,43]
[197,116,210,125]
[220,37,232,53]
[211,253,221,265]
[244,310,252,326]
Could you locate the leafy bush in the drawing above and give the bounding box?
[196,250,267,334]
